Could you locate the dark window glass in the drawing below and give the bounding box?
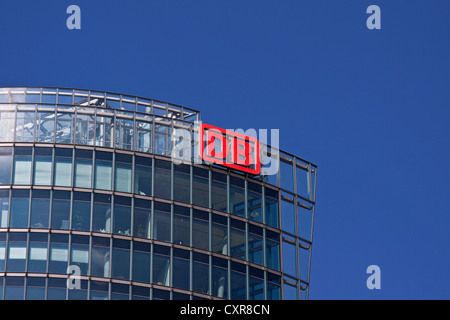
[132,241,150,283]
[249,267,265,300]
[134,156,152,196]
[113,196,131,236]
[211,214,228,254]
[173,205,190,246]
[47,278,66,300]
[154,159,171,200]
[72,192,91,231]
[92,193,111,233]
[51,190,71,230]
[192,209,209,251]
[266,230,280,271]
[112,239,130,280]
[211,171,227,212]
[132,285,150,300]
[153,202,171,242]
[248,224,264,266]
[230,219,246,260]
[229,176,245,217]
[152,245,170,287]
[90,280,109,300]
[247,182,262,223]
[193,252,209,295]
[231,261,247,300]
[212,256,228,299]
[133,199,151,239]
[26,277,46,300]
[173,164,190,203]
[30,190,50,229]
[192,167,209,208]
[111,282,129,300]
[264,187,279,228]
[91,236,110,278]
[173,248,190,291]
[10,189,30,228]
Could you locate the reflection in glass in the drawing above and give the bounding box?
[136,120,152,153]
[74,149,92,189]
[55,112,74,144]
[264,187,279,228]
[173,205,190,246]
[54,148,72,187]
[192,209,209,251]
[72,192,91,232]
[0,147,12,185]
[49,234,69,274]
[95,114,113,147]
[114,153,132,193]
[91,237,110,278]
[33,147,52,185]
[0,111,16,142]
[230,261,246,300]
[15,111,35,142]
[154,159,171,199]
[75,113,95,145]
[94,151,112,190]
[0,190,10,228]
[92,193,111,233]
[153,202,171,242]
[153,245,170,286]
[132,241,150,283]
[13,147,32,185]
[113,196,131,236]
[247,182,262,223]
[10,189,30,228]
[212,256,228,299]
[71,235,89,276]
[133,199,151,239]
[51,190,71,230]
[30,190,50,229]
[36,111,55,143]
[134,156,152,196]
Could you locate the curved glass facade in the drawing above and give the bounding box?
[0,87,317,300]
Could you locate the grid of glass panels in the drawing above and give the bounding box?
[0,87,318,300]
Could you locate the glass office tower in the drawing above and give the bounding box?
[0,87,317,300]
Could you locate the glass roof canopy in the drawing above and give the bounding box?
[0,87,200,123]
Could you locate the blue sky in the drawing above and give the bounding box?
[0,0,449,299]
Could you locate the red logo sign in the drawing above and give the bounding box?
[199,123,260,175]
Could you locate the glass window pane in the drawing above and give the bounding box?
[95,115,113,148]
[54,148,73,187]
[248,224,263,266]
[47,278,67,300]
[13,147,32,185]
[51,191,71,230]
[247,182,262,223]
[173,205,190,246]
[10,190,30,228]
[152,245,170,286]
[212,171,227,212]
[298,204,313,242]
[132,285,150,300]
[111,283,129,300]
[136,120,152,153]
[192,210,209,251]
[173,249,190,291]
[134,156,152,196]
[0,111,16,142]
[173,164,190,203]
[7,233,27,272]
[74,149,92,189]
[154,159,171,200]
[266,230,280,271]
[267,272,281,300]
[15,111,35,142]
[281,197,295,235]
[192,167,209,208]
[91,237,110,278]
[230,262,247,300]
[212,257,228,299]
[26,278,46,300]
[112,239,130,280]
[114,153,132,193]
[90,280,109,300]
[72,192,91,232]
[283,283,298,300]
[55,112,75,144]
[280,160,294,192]
[5,277,25,300]
[132,241,150,283]
[92,193,111,233]
[0,233,6,272]
[36,111,55,143]
[94,151,112,190]
[211,214,228,255]
[68,279,88,300]
[30,190,50,229]
[229,176,245,217]
[296,166,310,199]
[115,117,134,150]
[299,244,311,282]
[34,148,52,185]
[113,196,131,236]
[133,199,151,239]
[49,234,69,274]
[193,252,209,295]
[0,147,12,185]
[155,124,171,156]
[264,187,279,228]
[282,241,297,278]
[0,190,10,228]
[153,202,171,242]
[75,114,95,145]
[230,219,246,260]
[70,235,89,276]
